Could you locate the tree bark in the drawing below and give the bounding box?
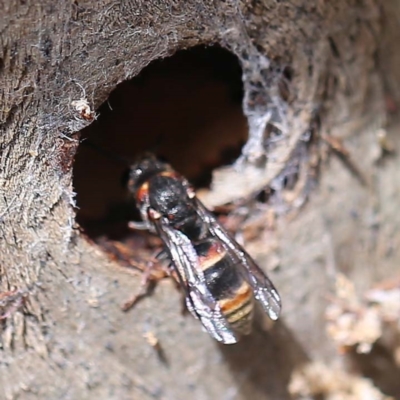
[1,1,399,399]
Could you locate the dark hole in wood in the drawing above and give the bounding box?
[73,45,247,247]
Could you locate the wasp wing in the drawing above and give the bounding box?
[195,198,282,321]
[152,217,238,344]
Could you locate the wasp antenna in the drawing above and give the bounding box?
[81,139,132,166]
[149,133,165,154]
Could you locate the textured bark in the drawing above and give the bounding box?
[1,1,399,399]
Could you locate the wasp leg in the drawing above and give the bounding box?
[154,248,170,262]
[153,252,187,315]
[121,251,172,311]
[179,290,189,316]
[128,220,151,230]
[121,268,157,311]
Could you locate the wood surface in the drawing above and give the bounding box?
[1,1,399,399]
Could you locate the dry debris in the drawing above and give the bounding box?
[289,361,394,400]
[143,331,167,364]
[325,274,400,355]
[69,81,96,121]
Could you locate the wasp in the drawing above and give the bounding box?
[128,155,281,344]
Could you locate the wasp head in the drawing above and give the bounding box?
[127,154,168,194]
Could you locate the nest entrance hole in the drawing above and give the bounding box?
[73,45,247,246]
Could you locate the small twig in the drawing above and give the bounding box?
[322,134,368,187]
[0,289,27,320]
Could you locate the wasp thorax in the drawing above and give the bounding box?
[149,176,191,219]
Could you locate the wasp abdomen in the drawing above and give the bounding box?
[196,239,254,335]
